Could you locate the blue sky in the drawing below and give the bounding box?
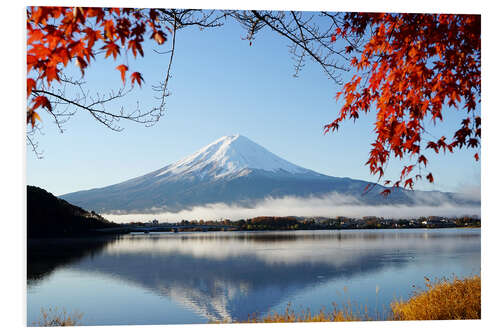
[26,12,480,196]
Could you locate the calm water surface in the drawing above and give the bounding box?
[27,229,480,325]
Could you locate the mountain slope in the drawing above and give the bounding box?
[60,135,476,213]
[28,185,117,237]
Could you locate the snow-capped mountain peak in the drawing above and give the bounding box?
[60,134,479,214]
[155,134,310,180]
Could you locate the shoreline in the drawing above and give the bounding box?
[26,225,481,240]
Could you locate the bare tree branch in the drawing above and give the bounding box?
[226,10,357,84]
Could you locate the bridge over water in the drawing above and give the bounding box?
[95,224,235,234]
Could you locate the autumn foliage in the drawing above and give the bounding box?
[26,9,481,194]
[27,7,170,127]
[326,13,481,193]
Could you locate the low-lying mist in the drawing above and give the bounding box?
[103,191,480,223]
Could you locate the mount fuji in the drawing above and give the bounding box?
[60,134,476,213]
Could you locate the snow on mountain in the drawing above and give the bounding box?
[153,134,312,180]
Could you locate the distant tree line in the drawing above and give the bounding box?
[154,215,480,231]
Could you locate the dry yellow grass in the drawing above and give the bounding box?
[224,275,480,324]
[390,275,481,320]
[214,302,370,324]
[33,307,83,327]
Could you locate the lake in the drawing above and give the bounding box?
[27,228,480,326]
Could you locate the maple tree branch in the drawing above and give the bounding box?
[289,11,310,77]
[26,128,44,159]
[253,10,346,83]
[148,11,180,123]
[157,9,226,29]
[226,10,350,84]
[320,11,364,53]
[32,87,159,132]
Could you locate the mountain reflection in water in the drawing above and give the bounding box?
[27,229,480,324]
